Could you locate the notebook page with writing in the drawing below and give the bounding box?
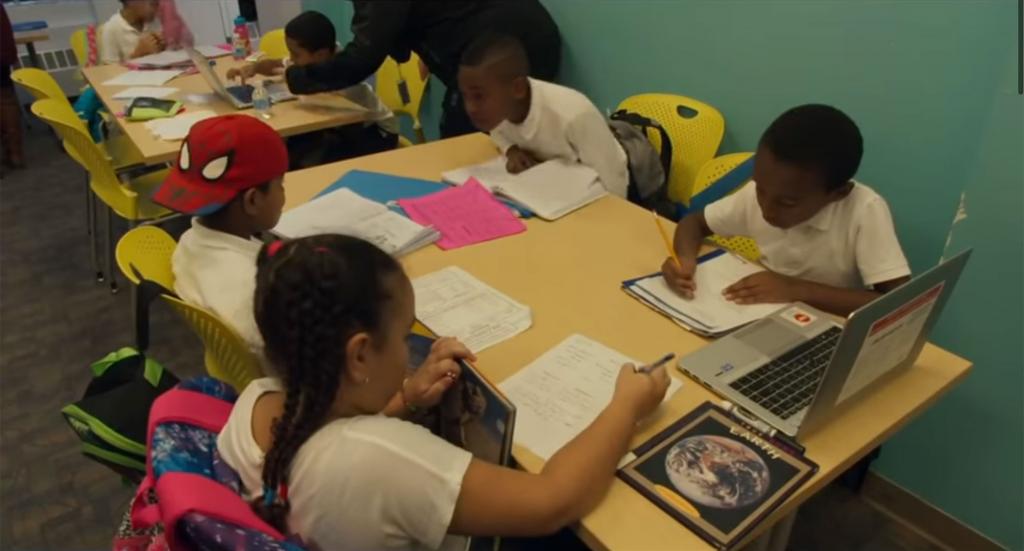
[440,157,510,191]
[273,188,438,256]
[412,266,532,353]
[496,160,607,220]
[500,334,682,461]
[634,253,787,332]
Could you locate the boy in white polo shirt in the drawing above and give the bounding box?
[662,104,910,316]
[457,33,629,198]
[100,0,164,64]
[151,115,288,358]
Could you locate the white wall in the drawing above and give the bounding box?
[253,0,301,35]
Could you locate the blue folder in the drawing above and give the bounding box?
[315,170,534,218]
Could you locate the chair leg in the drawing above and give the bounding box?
[92,193,104,283]
[106,207,118,294]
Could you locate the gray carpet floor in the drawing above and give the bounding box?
[0,123,942,551]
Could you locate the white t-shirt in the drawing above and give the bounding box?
[704,181,911,288]
[218,378,473,551]
[172,218,264,357]
[100,10,161,64]
[490,78,629,198]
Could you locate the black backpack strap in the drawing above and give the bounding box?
[130,264,178,354]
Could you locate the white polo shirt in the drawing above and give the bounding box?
[218,378,472,551]
[99,10,161,64]
[704,181,911,289]
[490,78,629,198]
[172,218,264,357]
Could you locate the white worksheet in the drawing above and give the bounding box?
[500,334,682,461]
[412,266,532,353]
[102,69,184,87]
[112,87,179,100]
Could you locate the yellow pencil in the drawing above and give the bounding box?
[652,209,681,268]
[654,484,702,519]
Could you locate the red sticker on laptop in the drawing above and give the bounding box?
[781,307,816,327]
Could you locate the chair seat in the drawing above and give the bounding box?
[102,127,146,171]
[108,169,174,222]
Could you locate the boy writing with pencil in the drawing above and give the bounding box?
[662,104,910,316]
[457,33,629,197]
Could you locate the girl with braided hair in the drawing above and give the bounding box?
[217,234,671,550]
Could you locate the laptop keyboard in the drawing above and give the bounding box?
[729,326,843,420]
[227,84,254,104]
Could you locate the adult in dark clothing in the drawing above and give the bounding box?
[284,0,561,138]
[0,3,24,169]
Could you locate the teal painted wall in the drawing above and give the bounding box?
[302,1,1023,547]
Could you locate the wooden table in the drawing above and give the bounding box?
[82,58,372,166]
[15,32,49,68]
[283,134,973,551]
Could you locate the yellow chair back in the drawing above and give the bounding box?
[70,28,88,68]
[31,99,163,222]
[376,53,429,144]
[11,68,70,106]
[115,227,264,391]
[692,152,761,261]
[616,94,725,205]
[259,29,289,60]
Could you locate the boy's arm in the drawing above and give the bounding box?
[723,272,912,316]
[662,212,713,297]
[568,110,630,197]
[285,0,410,94]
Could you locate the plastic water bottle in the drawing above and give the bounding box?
[253,81,272,119]
[232,16,250,60]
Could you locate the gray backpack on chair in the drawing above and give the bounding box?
[609,109,676,218]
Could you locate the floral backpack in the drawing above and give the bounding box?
[113,377,308,551]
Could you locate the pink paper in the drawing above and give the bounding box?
[398,179,526,250]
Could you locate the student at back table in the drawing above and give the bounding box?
[100,0,164,64]
[662,104,911,316]
[457,33,629,198]
[228,10,399,169]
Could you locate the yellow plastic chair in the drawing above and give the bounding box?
[376,53,429,145]
[70,28,88,69]
[32,98,174,291]
[692,152,761,261]
[258,29,289,60]
[616,94,725,205]
[116,227,264,391]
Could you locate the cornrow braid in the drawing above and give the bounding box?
[250,235,403,533]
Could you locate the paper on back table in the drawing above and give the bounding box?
[412,266,532,354]
[500,334,682,461]
[102,69,184,87]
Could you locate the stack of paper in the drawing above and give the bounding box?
[273,188,439,256]
[623,251,789,336]
[130,46,230,68]
[144,110,217,141]
[442,158,607,221]
[112,87,178,100]
[102,69,185,87]
[412,266,532,353]
[500,334,682,461]
[398,179,526,250]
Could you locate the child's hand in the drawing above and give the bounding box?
[613,363,671,421]
[404,337,477,409]
[506,146,539,174]
[138,33,163,55]
[226,59,280,84]
[662,256,698,299]
[723,270,799,304]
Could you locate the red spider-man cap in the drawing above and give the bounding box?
[153,115,289,216]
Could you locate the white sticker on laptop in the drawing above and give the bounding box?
[781,306,816,327]
[836,282,944,405]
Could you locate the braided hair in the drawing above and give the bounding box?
[251,234,403,532]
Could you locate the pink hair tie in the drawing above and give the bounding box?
[267,240,285,257]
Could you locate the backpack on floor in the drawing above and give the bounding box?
[115,376,309,551]
[609,109,676,217]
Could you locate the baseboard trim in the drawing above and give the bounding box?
[861,472,1007,551]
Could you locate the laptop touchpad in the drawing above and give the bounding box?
[741,320,803,357]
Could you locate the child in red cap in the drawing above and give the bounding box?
[152,114,288,360]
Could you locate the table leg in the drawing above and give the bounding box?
[25,42,41,68]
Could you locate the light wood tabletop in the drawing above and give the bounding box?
[283,133,973,551]
[82,58,372,166]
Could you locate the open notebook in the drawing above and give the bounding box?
[442,157,607,220]
[273,188,439,256]
[623,250,789,337]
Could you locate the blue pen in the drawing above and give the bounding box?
[635,353,676,374]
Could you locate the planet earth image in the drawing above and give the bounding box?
[665,435,770,509]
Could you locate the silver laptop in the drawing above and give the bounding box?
[679,249,971,439]
[185,47,295,109]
